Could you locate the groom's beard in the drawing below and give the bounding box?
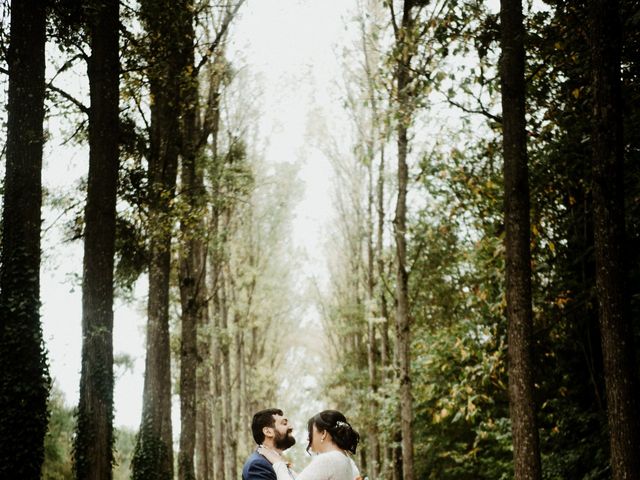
[274,430,296,450]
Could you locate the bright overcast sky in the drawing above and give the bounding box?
[40,0,360,433]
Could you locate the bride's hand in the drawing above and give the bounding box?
[257,446,283,464]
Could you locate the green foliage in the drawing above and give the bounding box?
[42,387,74,480]
[324,1,640,479]
[412,320,511,480]
[114,427,137,480]
[41,388,137,479]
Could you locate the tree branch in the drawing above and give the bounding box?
[194,0,246,75]
[445,96,502,124]
[1,66,89,114]
[47,82,90,114]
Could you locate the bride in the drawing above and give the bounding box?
[258,410,361,480]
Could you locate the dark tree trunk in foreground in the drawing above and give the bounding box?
[0,1,49,477]
[132,2,190,478]
[499,1,542,479]
[74,1,120,478]
[393,3,415,480]
[590,1,640,478]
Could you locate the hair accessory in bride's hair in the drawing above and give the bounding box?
[335,420,350,428]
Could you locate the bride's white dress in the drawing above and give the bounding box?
[273,450,360,480]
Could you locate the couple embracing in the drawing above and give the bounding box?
[242,408,362,480]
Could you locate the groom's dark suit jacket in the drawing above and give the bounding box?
[242,451,276,480]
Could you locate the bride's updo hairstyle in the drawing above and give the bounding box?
[306,410,360,455]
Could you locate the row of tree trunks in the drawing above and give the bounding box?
[132,1,190,477]
[74,0,121,478]
[195,64,224,480]
[0,0,49,477]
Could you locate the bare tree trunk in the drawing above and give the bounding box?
[589,1,640,478]
[392,4,416,480]
[376,144,394,480]
[394,119,414,480]
[210,208,226,480]
[212,301,226,480]
[195,313,213,480]
[238,328,248,453]
[74,1,120,478]
[220,262,237,479]
[499,1,542,479]
[366,157,380,480]
[0,0,49,476]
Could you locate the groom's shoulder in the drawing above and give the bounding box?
[242,451,275,480]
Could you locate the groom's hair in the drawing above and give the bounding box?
[251,408,283,444]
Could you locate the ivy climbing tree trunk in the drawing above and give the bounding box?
[589,1,640,479]
[74,1,120,478]
[132,1,190,478]
[0,0,50,476]
[499,1,542,479]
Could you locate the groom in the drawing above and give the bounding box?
[242,408,296,480]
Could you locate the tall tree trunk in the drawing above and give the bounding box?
[212,292,226,480]
[195,313,213,480]
[219,258,238,479]
[0,0,49,476]
[590,1,640,478]
[366,157,380,480]
[196,63,224,480]
[376,144,394,480]
[132,2,189,478]
[238,327,248,454]
[178,3,203,478]
[394,119,413,480]
[74,1,120,478]
[499,1,542,479]
[210,209,226,480]
[393,3,415,480]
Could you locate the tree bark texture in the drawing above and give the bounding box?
[74,1,120,478]
[392,3,416,480]
[220,264,237,479]
[0,1,49,477]
[589,1,640,478]
[209,204,226,480]
[499,1,542,479]
[366,158,380,480]
[376,145,394,479]
[178,3,203,479]
[211,285,226,480]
